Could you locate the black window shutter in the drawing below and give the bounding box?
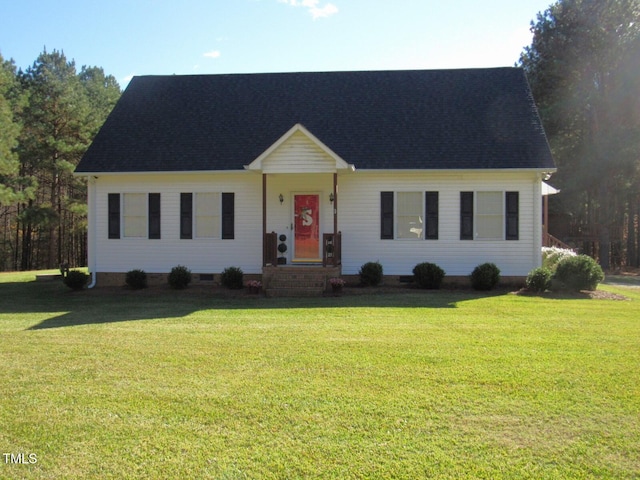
[108,193,120,239]
[221,193,235,240]
[381,192,394,240]
[148,193,161,239]
[180,193,193,239]
[425,191,439,240]
[505,191,519,240]
[460,192,474,240]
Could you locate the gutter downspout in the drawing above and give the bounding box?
[87,176,97,288]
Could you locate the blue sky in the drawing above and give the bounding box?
[1,0,552,89]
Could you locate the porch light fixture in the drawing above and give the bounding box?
[329,193,334,203]
[279,193,284,205]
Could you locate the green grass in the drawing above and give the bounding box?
[1,272,639,479]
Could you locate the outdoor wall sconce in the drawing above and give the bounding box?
[329,193,335,203]
[279,194,284,205]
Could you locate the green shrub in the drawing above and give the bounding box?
[221,266,244,290]
[413,262,446,289]
[168,265,192,289]
[359,261,383,286]
[526,267,552,293]
[470,263,501,291]
[542,246,576,271]
[63,270,88,290]
[553,254,604,291]
[126,269,148,289]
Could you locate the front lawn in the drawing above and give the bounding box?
[1,272,639,479]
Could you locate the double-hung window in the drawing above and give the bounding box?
[180,192,235,240]
[108,193,161,239]
[460,191,519,240]
[380,191,439,240]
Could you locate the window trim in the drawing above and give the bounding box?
[460,191,519,241]
[181,192,235,240]
[380,191,439,240]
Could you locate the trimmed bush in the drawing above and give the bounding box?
[64,270,88,290]
[470,263,501,291]
[359,261,383,286]
[526,267,552,293]
[168,265,192,289]
[413,262,446,289]
[542,246,576,271]
[221,266,244,290]
[126,269,148,289]
[553,254,604,291]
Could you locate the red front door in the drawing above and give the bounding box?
[293,194,320,261]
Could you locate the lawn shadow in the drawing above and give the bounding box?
[2,278,514,330]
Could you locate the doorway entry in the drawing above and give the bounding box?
[293,194,321,262]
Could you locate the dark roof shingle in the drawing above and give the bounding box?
[75,68,555,173]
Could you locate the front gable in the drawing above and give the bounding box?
[245,124,354,174]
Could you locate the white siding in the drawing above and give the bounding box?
[91,169,544,277]
[337,171,542,276]
[262,131,337,174]
[93,173,263,274]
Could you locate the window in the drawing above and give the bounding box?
[380,191,438,240]
[195,192,220,238]
[108,193,161,239]
[397,192,423,239]
[476,191,503,240]
[181,192,235,240]
[460,191,519,240]
[123,193,146,238]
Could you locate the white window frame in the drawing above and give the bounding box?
[395,191,424,240]
[475,191,505,240]
[122,193,147,238]
[194,192,221,239]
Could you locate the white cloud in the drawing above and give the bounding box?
[203,50,221,59]
[278,0,338,19]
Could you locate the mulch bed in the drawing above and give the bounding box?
[513,288,629,301]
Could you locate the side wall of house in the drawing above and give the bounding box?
[338,170,542,277]
[92,172,263,275]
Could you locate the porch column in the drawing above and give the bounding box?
[262,173,267,266]
[333,172,338,234]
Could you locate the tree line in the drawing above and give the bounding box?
[520,0,640,269]
[0,49,120,271]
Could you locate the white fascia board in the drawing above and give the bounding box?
[73,169,249,177]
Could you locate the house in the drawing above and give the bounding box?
[75,68,556,290]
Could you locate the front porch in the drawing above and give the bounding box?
[262,232,342,297]
[244,123,352,296]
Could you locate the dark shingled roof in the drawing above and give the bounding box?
[75,68,555,173]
